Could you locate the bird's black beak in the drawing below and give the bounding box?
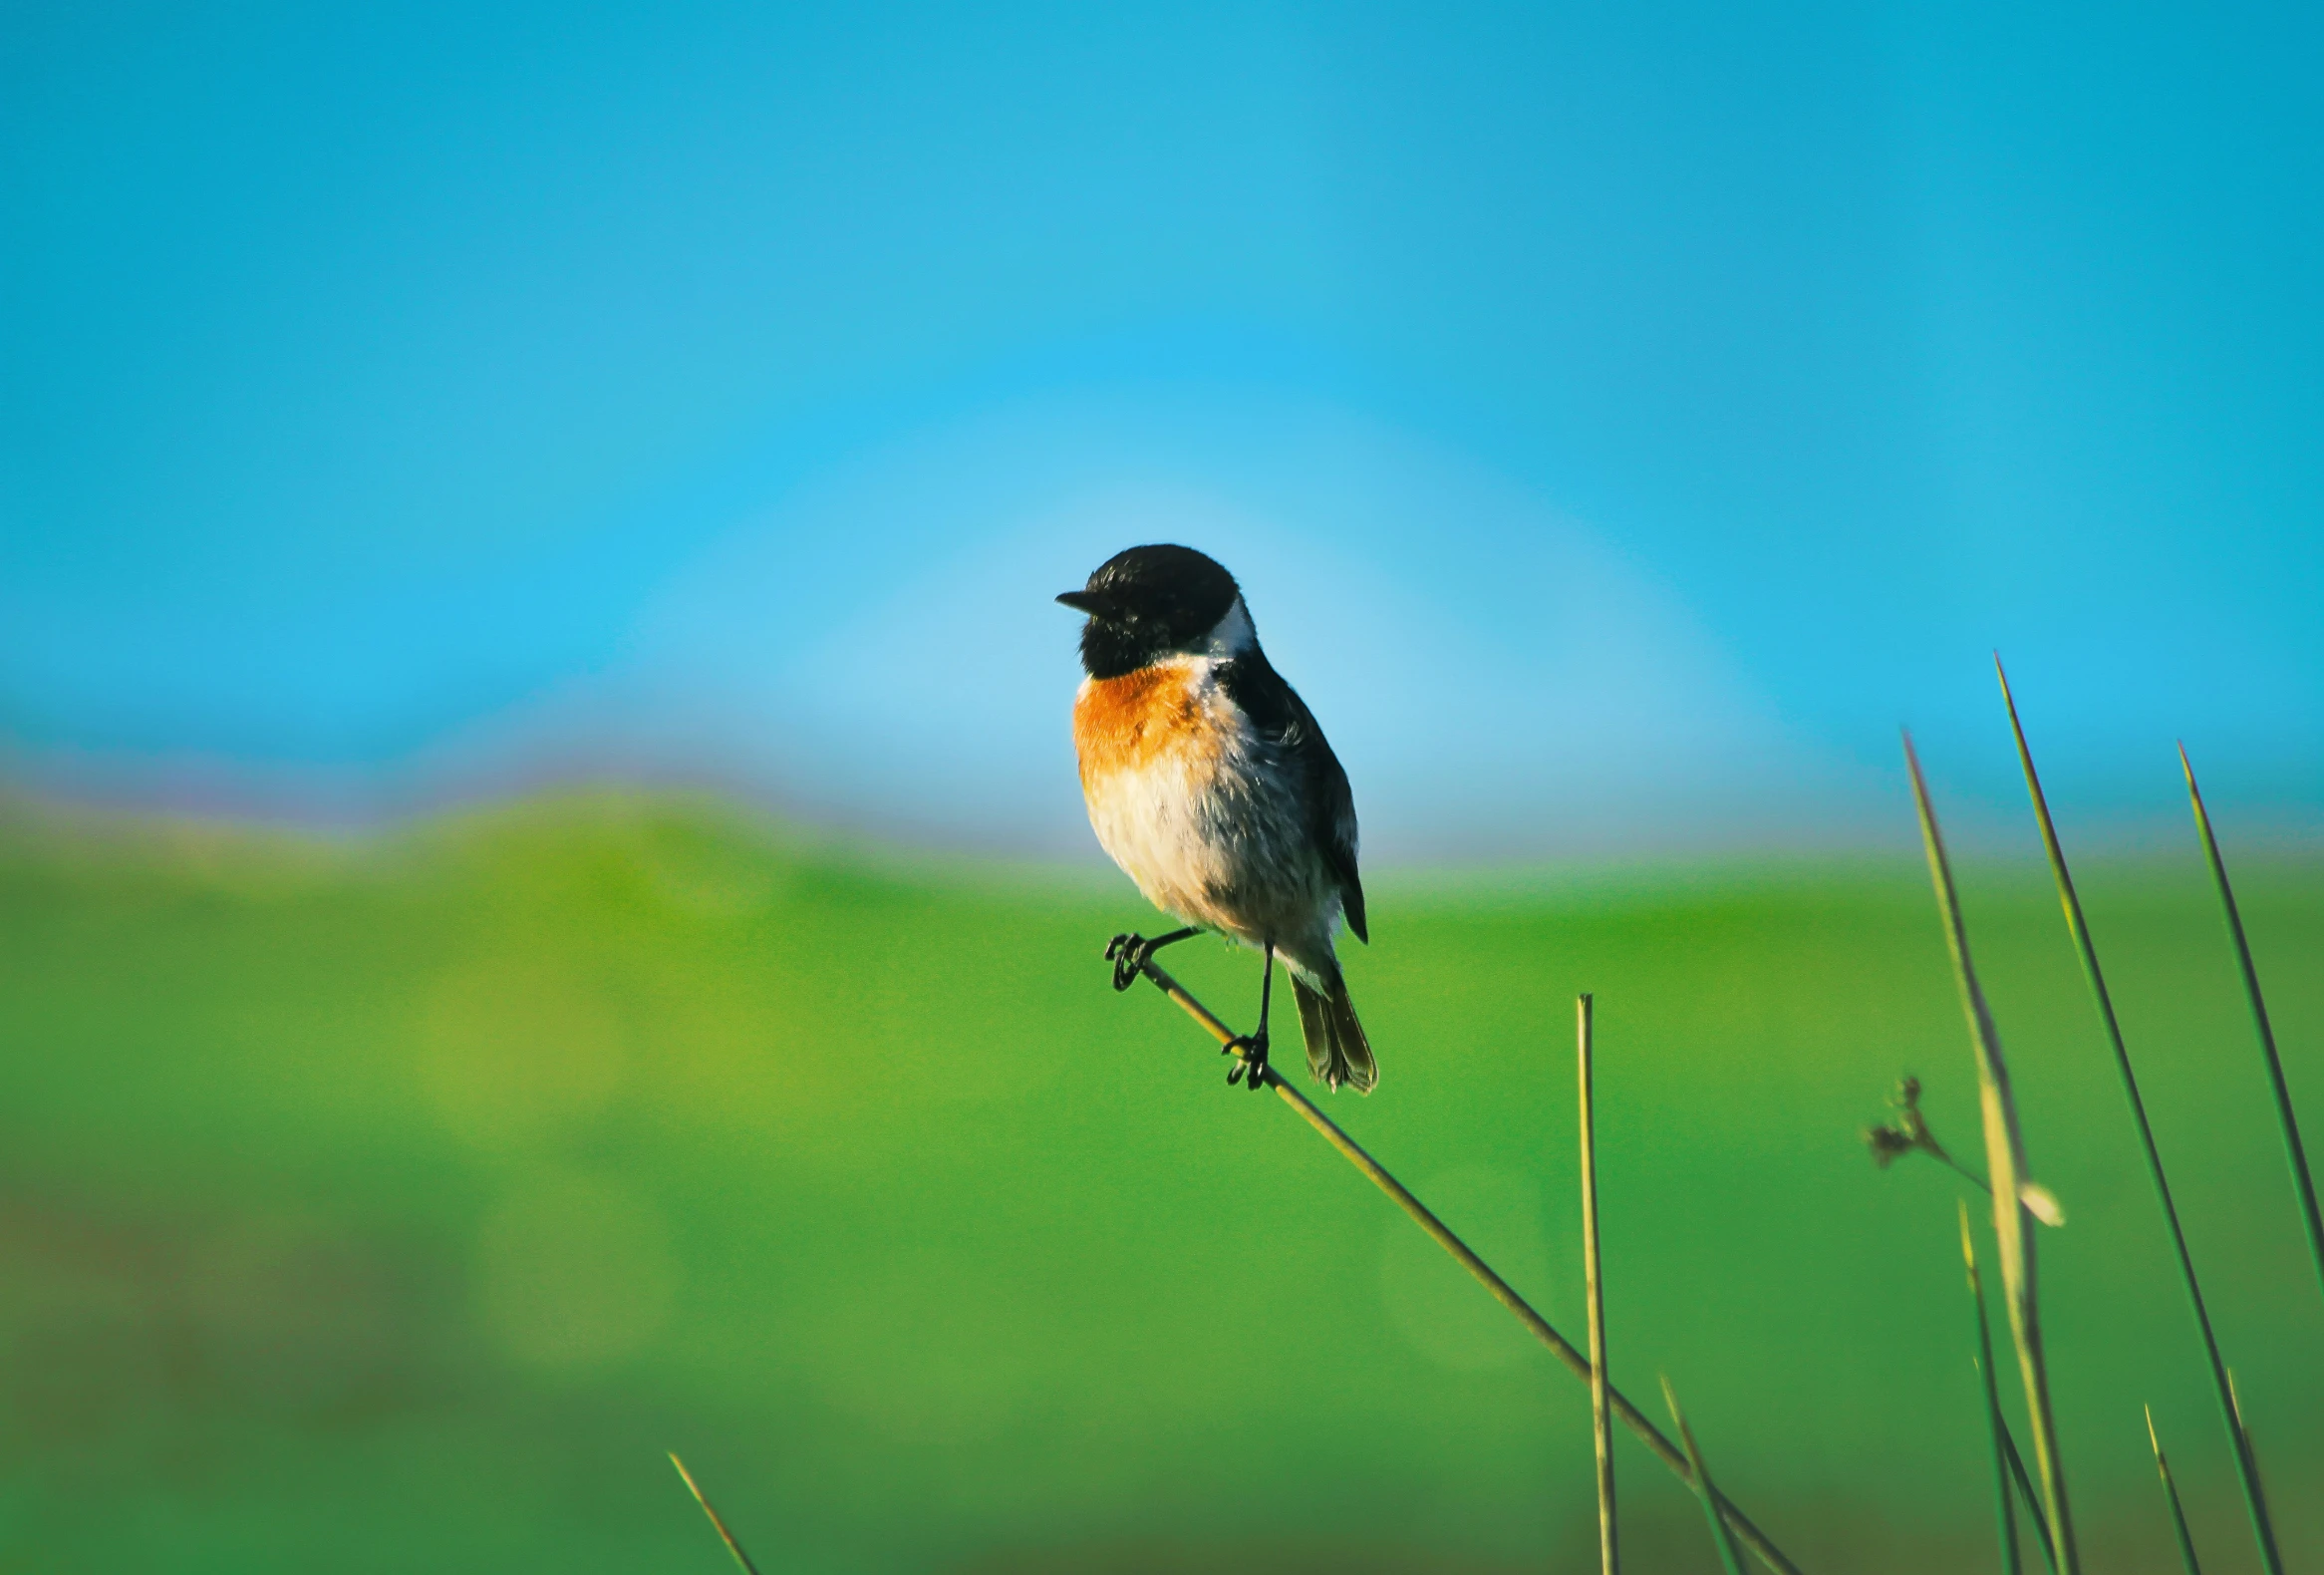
[1055,589,1115,617]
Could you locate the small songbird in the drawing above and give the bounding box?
[1058,544,1376,1094]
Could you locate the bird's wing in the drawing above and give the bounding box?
[1221,653,1367,944]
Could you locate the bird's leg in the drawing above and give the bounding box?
[1227,942,1275,1090]
[1105,927,1199,991]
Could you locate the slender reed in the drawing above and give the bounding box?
[2145,1408,2203,1575]
[2181,743,2324,1307]
[1662,1376,1747,1575]
[669,1452,763,1575]
[1903,733,2079,1575]
[1999,1424,2058,1575]
[1999,664,2280,1571]
[1578,993,1618,1575]
[1124,952,1802,1575]
[1960,1201,2020,1575]
[2224,1370,2271,1515]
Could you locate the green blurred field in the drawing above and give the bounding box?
[0,790,2318,1573]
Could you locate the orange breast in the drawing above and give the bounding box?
[1072,662,1221,785]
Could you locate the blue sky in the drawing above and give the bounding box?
[4,1,2318,855]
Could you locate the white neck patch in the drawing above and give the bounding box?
[1198,596,1256,658]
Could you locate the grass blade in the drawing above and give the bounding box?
[1999,664,2281,1571]
[669,1452,764,1575]
[1662,1376,1747,1575]
[2146,1408,2204,1575]
[1579,994,1618,1575]
[2181,743,2324,1309]
[1999,1423,2058,1574]
[2224,1370,2275,1527]
[1960,1201,2021,1575]
[1903,731,2080,1575]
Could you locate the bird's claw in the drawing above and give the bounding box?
[1224,1032,1271,1090]
[1105,932,1151,992]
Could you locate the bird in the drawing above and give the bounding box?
[1057,543,1376,1094]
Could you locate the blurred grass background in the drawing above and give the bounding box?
[0,789,2318,1573]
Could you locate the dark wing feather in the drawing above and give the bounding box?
[1220,653,1367,944]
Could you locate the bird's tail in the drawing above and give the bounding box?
[1292,973,1377,1095]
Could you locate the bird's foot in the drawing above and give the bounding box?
[1224,1031,1272,1090]
[1106,932,1154,992]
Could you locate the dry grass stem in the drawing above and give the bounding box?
[2146,1408,2204,1575]
[1578,993,1618,1575]
[1960,1201,2021,1575]
[1124,953,1802,1575]
[2181,743,2324,1310]
[2000,663,2279,1570]
[669,1452,764,1575]
[2000,1424,2059,1574]
[1903,732,2079,1574]
[2223,1369,2273,1515]
[1662,1375,1747,1575]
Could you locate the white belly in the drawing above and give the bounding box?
[1075,665,1337,956]
[1083,750,1248,933]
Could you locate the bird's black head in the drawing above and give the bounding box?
[1057,544,1245,679]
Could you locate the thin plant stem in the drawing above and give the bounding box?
[669,1452,763,1575]
[1999,1424,2058,1574]
[1662,1376,1748,1575]
[1999,663,2280,1571]
[1938,1154,1995,1195]
[1579,993,1618,1575]
[1903,733,2079,1575]
[2146,1408,2204,1575]
[1125,953,1803,1575]
[2224,1370,2273,1519]
[1960,1201,2020,1575]
[2181,743,2324,1309]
